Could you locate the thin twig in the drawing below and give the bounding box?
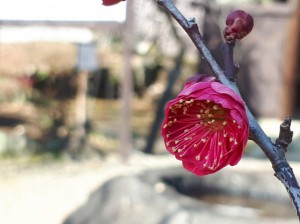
[221,42,239,81]
[156,0,300,218]
[276,116,293,150]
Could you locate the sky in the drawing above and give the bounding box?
[0,0,126,22]
[0,0,127,43]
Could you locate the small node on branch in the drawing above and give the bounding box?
[276,116,293,151]
[188,17,196,24]
[223,10,254,43]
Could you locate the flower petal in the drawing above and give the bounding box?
[162,79,249,176]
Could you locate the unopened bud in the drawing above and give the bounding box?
[223,10,254,42]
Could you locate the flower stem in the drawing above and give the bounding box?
[221,42,239,81]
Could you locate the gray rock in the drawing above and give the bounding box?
[64,167,297,224]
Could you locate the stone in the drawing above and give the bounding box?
[64,166,297,224]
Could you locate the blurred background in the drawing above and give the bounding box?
[0,0,299,223]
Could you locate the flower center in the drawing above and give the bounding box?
[196,100,228,131]
[168,99,229,132]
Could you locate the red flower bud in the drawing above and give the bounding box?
[223,10,254,42]
[102,0,125,6]
[161,75,249,176]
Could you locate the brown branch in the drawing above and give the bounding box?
[156,0,300,219]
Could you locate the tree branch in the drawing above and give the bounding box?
[156,0,300,219]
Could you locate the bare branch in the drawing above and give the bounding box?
[275,162,300,217]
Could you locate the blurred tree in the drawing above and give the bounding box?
[143,12,186,154]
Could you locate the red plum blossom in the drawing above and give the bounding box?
[102,0,125,6]
[161,75,249,176]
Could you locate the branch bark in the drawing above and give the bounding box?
[157,0,300,219]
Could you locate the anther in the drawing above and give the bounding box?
[183,107,187,114]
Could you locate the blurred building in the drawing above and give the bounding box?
[0,0,127,154]
[134,0,300,118]
[0,0,299,119]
